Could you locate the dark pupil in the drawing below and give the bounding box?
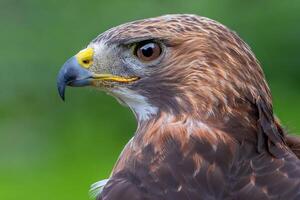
[141,43,154,57]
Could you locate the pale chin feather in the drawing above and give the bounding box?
[111,88,159,121]
[89,179,109,199]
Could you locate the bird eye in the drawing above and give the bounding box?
[134,41,162,62]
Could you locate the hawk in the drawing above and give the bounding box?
[57,14,300,199]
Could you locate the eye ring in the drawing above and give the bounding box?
[134,41,162,62]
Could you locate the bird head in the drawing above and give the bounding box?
[57,14,272,122]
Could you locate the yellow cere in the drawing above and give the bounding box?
[76,47,94,68]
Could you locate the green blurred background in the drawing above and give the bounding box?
[0,0,299,199]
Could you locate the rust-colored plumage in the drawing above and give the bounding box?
[57,14,300,200]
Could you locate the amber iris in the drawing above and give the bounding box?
[135,41,161,62]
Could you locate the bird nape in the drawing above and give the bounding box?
[57,14,300,200]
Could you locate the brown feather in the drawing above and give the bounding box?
[91,14,300,200]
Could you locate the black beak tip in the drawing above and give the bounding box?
[58,87,65,101]
[57,81,66,101]
[57,68,67,101]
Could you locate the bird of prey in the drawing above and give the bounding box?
[57,14,300,200]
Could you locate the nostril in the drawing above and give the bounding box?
[82,59,90,64]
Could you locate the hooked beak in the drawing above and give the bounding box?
[57,48,139,101]
[57,56,93,101]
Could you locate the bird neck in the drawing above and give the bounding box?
[134,108,258,149]
[112,111,258,175]
[112,112,240,176]
[133,113,248,151]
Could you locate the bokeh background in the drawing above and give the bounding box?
[0,0,299,199]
